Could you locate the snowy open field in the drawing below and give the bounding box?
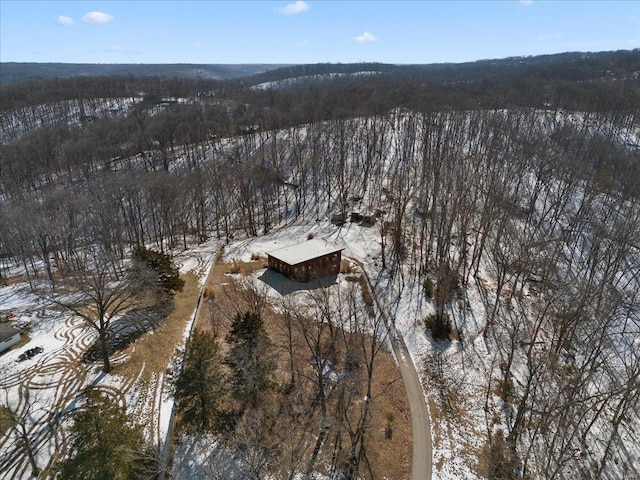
[0,239,219,479]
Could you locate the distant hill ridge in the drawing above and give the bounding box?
[242,50,640,86]
[2,49,637,85]
[0,63,291,83]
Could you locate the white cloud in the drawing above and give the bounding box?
[280,1,310,15]
[56,15,74,26]
[354,32,377,44]
[82,11,114,24]
[520,0,533,5]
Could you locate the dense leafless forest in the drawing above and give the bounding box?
[1,50,639,479]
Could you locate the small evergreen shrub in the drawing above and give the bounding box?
[133,246,184,296]
[423,278,435,297]
[425,312,452,341]
[436,267,462,304]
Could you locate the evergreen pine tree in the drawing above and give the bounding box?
[174,329,227,432]
[133,246,185,298]
[57,388,152,480]
[224,312,275,410]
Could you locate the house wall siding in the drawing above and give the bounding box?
[268,251,342,282]
[0,333,20,353]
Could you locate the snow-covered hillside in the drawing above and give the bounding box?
[251,71,382,90]
[203,109,640,479]
[0,97,144,144]
[1,106,638,479]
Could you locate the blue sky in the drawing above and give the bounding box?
[1,1,638,64]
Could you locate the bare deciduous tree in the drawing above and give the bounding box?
[46,252,154,373]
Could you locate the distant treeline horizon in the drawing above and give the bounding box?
[1,48,638,84]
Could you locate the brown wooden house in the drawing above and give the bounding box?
[266,238,344,282]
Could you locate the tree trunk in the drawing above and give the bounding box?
[99,329,112,373]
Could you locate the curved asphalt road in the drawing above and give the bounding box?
[350,258,433,480]
[391,326,433,480]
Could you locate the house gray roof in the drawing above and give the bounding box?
[266,238,344,266]
[0,324,22,342]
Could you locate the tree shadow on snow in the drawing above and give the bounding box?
[81,308,165,363]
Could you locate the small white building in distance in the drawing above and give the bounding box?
[0,324,22,354]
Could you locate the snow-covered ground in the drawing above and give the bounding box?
[184,197,640,479]
[0,97,144,144]
[0,239,219,479]
[192,219,481,479]
[2,107,638,479]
